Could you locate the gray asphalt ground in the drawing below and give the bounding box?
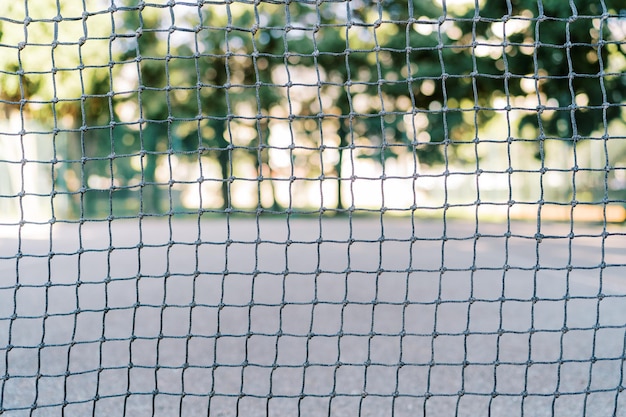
[1,217,625,416]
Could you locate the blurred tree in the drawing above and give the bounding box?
[114,1,285,212]
[0,2,116,217]
[454,0,626,202]
[312,1,449,209]
[311,0,625,207]
[456,0,625,145]
[2,0,624,215]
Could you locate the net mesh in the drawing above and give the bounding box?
[1,0,626,416]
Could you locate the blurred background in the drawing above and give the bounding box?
[1,0,625,222]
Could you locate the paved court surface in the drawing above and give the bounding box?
[1,217,625,416]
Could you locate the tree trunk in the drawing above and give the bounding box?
[335,122,349,211]
[258,120,280,211]
[141,124,161,214]
[213,121,231,210]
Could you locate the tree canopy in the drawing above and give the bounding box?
[1,0,624,216]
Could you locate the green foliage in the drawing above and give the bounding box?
[1,0,624,214]
[456,0,626,141]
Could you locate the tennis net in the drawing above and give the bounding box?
[1,0,625,416]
